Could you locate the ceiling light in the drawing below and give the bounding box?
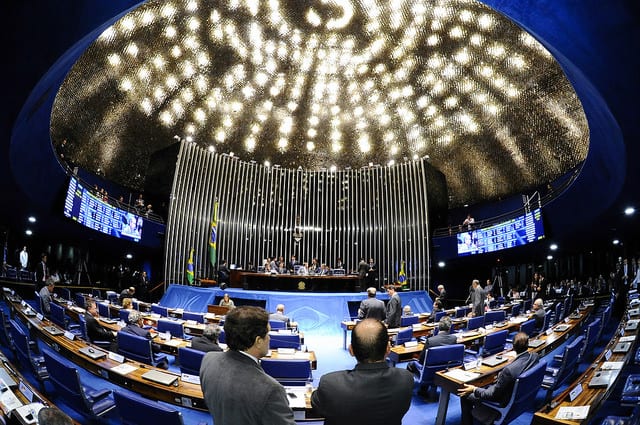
[625,207,635,216]
[546,255,553,260]
[438,261,445,268]
[125,253,133,259]
[28,216,36,223]
[549,243,558,251]
[25,230,33,236]
[613,239,620,245]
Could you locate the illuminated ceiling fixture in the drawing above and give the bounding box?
[549,243,558,251]
[28,216,36,223]
[625,206,635,216]
[52,0,589,208]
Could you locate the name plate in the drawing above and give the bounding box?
[18,381,34,403]
[620,328,625,337]
[546,328,553,336]
[404,340,418,348]
[181,373,201,385]
[63,331,75,341]
[564,317,570,323]
[21,300,26,307]
[568,383,583,402]
[604,349,612,361]
[36,313,44,321]
[108,352,125,363]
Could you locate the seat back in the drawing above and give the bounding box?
[418,344,465,387]
[106,291,118,304]
[117,331,154,364]
[510,303,521,317]
[260,359,312,386]
[114,390,184,425]
[401,315,419,327]
[434,311,447,323]
[119,309,131,323]
[492,360,547,425]
[0,309,11,346]
[50,302,68,329]
[157,319,184,339]
[551,335,585,389]
[519,319,537,337]
[582,318,601,360]
[489,299,497,309]
[9,320,31,365]
[98,302,111,318]
[57,287,72,301]
[482,329,508,356]
[182,311,205,323]
[74,293,86,309]
[269,320,287,330]
[553,303,562,325]
[541,310,552,332]
[269,333,301,349]
[455,307,470,318]
[151,304,169,317]
[34,291,43,314]
[43,349,115,418]
[178,346,205,376]
[522,299,532,312]
[77,314,89,341]
[467,316,484,330]
[91,288,102,298]
[485,310,506,324]
[395,328,413,346]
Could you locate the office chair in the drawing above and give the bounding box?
[485,310,506,325]
[395,327,414,346]
[415,344,465,394]
[177,346,205,376]
[151,304,169,317]
[543,335,585,402]
[74,292,86,309]
[269,333,301,350]
[114,390,184,425]
[510,303,521,318]
[260,359,313,386]
[455,306,470,318]
[119,308,132,323]
[157,319,186,339]
[98,302,112,319]
[117,331,168,367]
[182,311,205,323]
[77,314,112,350]
[9,319,48,390]
[401,315,419,327]
[580,318,601,361]
[519,319,537,337]
[481,330,509,357]
[466,316,485,331]
[269,320,287,330]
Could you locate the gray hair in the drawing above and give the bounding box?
[203,324,221,341]
[127,310,142,324]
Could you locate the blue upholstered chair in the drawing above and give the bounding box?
[151,304,169,317]
[543,335,585,402]
[269,320,287,330]
[49,302,71,330]
[177,346,205,376]
[117,331,168,367]
[98,302,112,319]
[91,288,102,298]
[34,291,44,315]
[415,344,465,392]
[106,291,118,304]
[77,314,112,350]
[9,319,48,389]
[182,311,205,323]
[74,293,86,309]
[484,310,506,325]
[0,309,12,347]
[119,308,133,323]
[42,349,116,420]
[395,327,414,346]
[552,303,563,325]
[536,310,552,333]
[510,303,521,318]
[401,315,419,327]
[522,299,532,312]
[434,310,447,323]
[269,332,301,350]
[114,390,184,425]
[472,360,547,425]
[519,319,537,337]
[456,306,470,318]
[481,330,509,356]
[466,316,485,331]
[260,359,313,386]
[581,318,601,361]
[57,287,72,301]
[157,319,185,339]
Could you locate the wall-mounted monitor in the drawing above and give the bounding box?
[63,176,143,242]
[457,208,545,256]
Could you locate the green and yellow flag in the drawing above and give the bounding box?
[209,201,219,268]
[186,248,195,285]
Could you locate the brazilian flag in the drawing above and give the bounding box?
[398,260,407,286]
[209,202,218,268]
[186,248,195,285]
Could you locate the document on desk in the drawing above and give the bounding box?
[443,369,481,383]
[619,335,637,342]
[600,361,625,370]
[163,339,182,347]
[285,387,307,409]
[110,363,139,375]
[555,405,589,420]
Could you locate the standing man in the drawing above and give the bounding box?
[385,286,402,328]
[35,253,49,290]
[357,257,369,291]
[469,279,492,317]
[458,332,539,424]
[200,306,295,425]
[435,284,447,308]
[358,287,385,321]
[311,319,414,425]
[19,246,28,270]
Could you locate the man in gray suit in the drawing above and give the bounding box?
[358,287,386,321]
[311,319,414,425]
[200,306,295,425]
[470,279,492,317]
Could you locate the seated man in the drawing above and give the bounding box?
[269,304,291,328]
[119,286,135,303]
[39,278,55,315]
[191,324,223,353]
[84,300,117,350]
[407,316,458,397]
[531,298,546,330]
[121,310,168,369]
[458,332,539,425]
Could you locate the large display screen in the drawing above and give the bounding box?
[63,177,143,242]
[457,208,545,256]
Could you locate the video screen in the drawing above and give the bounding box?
[63,176,143,242]
[457,208,545,256]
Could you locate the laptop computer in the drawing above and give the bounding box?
[78,346,107,360]
[528,339,545,348]
[0,368,17,388]
[625,320,639,331]
[99,318,118,324]
[460,331,481,338]
[482,356,508,367]
[141,370,179,386]
[589,370,616,388]
[554,324,571,332]
[42,326,64,336]
[629,308,640,317]
[613,342,632,354]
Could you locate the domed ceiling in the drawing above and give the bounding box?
[51,0,589,207]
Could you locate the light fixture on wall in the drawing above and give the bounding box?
[293,216,303,244]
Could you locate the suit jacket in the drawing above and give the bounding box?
[38,287,52,314]
[200,350,295,425]
[311,362,414,425]
[470,285,492,317]
[385,293,402,328]
[84,312,114,342]
[269,312,291,328]
[358,297,385,321]
[190,336,223,353]
[121,324,161,353]
[35,261,48,286]
[532,308,546,330]
[473,351,539,406]
[418,331,458,363]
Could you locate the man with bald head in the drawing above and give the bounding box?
[269,304,291,328]
[311,319,414,425]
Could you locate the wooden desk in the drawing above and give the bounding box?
[432,305,593,425]
[230,270,359,292]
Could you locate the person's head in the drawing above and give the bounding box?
[437,284,444,292]
[472,279,480,288]
[128,286,135,295]
[22,246,27,251]
[224,306,270,356]
[512,332,529,354]
[42,253,47,262]
[433,299,443,310]
[276,304,285,313]
[223,293,230,302]
[38,407,72,425]
[403,305,413,316]
[533,298,543,310]
[45,278,55,292]
[202,324,221,342]
[86,300,98,317]
[122,298,133,309]
[387,286,396,296]
[350,319,389,363]
[367,287,377,298]
[438,316,452,332]
[127,310,143,326]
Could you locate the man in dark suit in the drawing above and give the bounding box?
[407,316,458,376]
[470,279,492,317]
[269,304,291,328]
[531,298,546,330]
[385,285,402,328]
[458,332,539,425]
[191,324,223,353]
[121,310,167,368]
[35,253,48,290]
[199,306,295,425]
[436,284,447,308]
[357,287,385,321]
[84,300,117,350]
[357,257,369,290]
[311,319,414,425]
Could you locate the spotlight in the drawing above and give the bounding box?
[125,253,133,259]
[25,229,33,236]
[549,243,558,251]
[438,261,445,268]
[613,239,620,245]
[546,255,553,260]
[625,207,636,216]
[28,216,36,223]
